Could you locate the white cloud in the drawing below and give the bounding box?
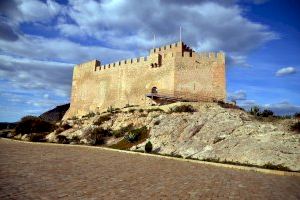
[264,101,300,115]
[1,0,62,25]
[58,0,277,58]
[0,34,135,64]
[275,67,297,77]
[228,90,247,101]
[0,54,73,99]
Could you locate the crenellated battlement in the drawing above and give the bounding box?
[149,41,194,55]
[93,52,175,71]
[74,41,224,73]
[65,40,226,119]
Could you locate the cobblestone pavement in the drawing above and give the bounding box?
[0,139,299,200]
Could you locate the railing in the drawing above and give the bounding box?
[146,91,215,103]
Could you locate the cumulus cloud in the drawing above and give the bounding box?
[0,34,135,64]
[275,67,297,77]
[58,0,277,57]
[228,90,247,101]
[0,0,62,25]
[0,55,73,97]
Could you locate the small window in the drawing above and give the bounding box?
[151,87,158,93]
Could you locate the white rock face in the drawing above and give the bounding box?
[130,103,300,171]
[56,102,300,171]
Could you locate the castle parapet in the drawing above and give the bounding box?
[76,60,101,72]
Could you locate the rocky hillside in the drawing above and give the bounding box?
[43,102,300,172]
[40,103,70,122]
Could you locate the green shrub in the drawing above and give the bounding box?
[110,126,149,150]
[107,106,121,113]
[84,112,96,118]
[70,116,78,120]
[84,127,111,145]
[145,141,153,153]
[70,135,80,144]
[128,108,136,113]
[15,116,54,135]
[0,130,12,138]
[28,133,47,142]
[93,114,112,126]
[217,101,243,110]
[169,105,196,113]
[146,108,164,113]
[112,124,134,138]
[57,135,69,144]
[124,126,147,143]
[124,104,134,108]
[138,109,144,112]
[250,106,260,116]
[294,112,300,118]
[262,163,290,171]
[261,109,274,117]
[290,121,300,133]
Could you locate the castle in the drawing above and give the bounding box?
[64,41,226,119]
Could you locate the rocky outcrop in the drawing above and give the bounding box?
[40,103,70,122]
[50,102,300,171]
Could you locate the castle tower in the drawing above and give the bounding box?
[63,41,226,119]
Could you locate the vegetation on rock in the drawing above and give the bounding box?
[15,116,54,135]
[169,105,196,113]
[145,141,153,153]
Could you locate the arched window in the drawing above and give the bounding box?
[151,87,158,94]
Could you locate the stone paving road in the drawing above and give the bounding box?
[0,139,299,200]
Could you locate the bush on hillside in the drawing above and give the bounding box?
[28,133,47,142]
[112,124,134,138]
[290,121,300,133]
[83,112,96,118]
[145,141,153,153]
[294,112,300,119]
[57,135,69,144]
[84,126,111,145]
[146,108,164,113]
[70,135,81,144]
[15,116,54,135]
[124,126,147,143]
[93,114,112,126]
[261,109,274,117]
[217,101,243,110]
[250,106,260,116]
[169,105,196,113]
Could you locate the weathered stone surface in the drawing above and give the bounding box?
[131,103,300,171]
[64,41,225,119]
[50,102,300,171]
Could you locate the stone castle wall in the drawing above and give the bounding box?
[64,42,226,119]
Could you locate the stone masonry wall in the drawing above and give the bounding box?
[174,51,225,101]
[64,42,226,119]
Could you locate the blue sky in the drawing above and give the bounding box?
[0,0,299,122]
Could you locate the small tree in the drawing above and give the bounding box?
[294,112,300,119]
[261,109,274,117]
[250,106,260,116]
[15,116,54,135]
[145,141,153,153]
